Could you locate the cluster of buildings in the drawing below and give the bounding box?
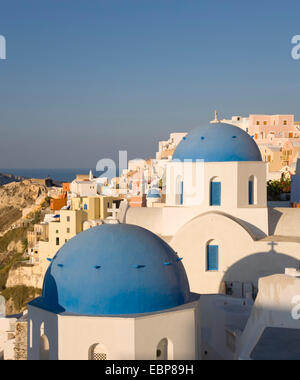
[2,113,300,360]
[27,172,124,269]
[219,113,300,179]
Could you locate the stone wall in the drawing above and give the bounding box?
[14,315,28,360]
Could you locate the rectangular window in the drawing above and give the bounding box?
[207,245,219,271]
[67,228,70,234]
[249,181,254,205]
[180,181,184,205]
[67,216,70,222]
[210,182,221,206]
[56,237,60,246]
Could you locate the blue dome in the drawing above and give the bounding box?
[31,224,191,316]
[147,188,161,198]
[173,123,262,162]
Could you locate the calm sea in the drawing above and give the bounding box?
[0,168,114,183]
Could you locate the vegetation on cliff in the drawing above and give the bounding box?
[2,286,41,314]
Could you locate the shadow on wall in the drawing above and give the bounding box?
[268,208,284,235]
[220,243,299,294]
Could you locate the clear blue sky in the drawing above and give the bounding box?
[0,0,300,168]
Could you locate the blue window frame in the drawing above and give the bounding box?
[249,180,254,205]
[210,182,221,206]
[207,245,219,271]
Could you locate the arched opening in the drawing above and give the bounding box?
[175,175,184,205]
[39,322,50,360]
[206,240,219,272]
[156,338,174,360]
[88,343,108,360]
[210,177,221,206]
[248,175,257,205]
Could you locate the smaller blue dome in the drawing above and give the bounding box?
[173,123,262,162]
[147,188,161,198]
[31,224,191,316]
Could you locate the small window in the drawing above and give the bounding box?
[66,228,70,234]
[284,120,287,126]
[67,216,70,222]
[207,244,219,271]
[56,230,59,234]
[264,121,267,125]
[180,181,184,205]
[249,180,254,205]
[256,121,260,125]
[56,237,60,246]
[210,179,221,206]
[84,204,88,210]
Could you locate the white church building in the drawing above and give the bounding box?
[126,122,300,296]
[28,224,199,360]
[27,121,300,360]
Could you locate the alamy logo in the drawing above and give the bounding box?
[0,35,6,60]
[291,35,300,60]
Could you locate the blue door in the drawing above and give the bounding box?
[249,181,254,205]
[210,182,221,206]
[207,245,219,271]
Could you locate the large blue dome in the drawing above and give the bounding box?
[31,224,191,316]
[173,123,262,162]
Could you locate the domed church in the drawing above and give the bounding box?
[126,122,300,297]
[28,224,199,360]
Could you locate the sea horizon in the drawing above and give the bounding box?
[0,168,117,183]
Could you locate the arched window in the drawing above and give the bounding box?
[89,343,108,360]
[248,175,257,205]
[206,240,219,271]
[39,323,50,360]
[156,338,174,360]
[210,177,221,206]
[175,176,183,205]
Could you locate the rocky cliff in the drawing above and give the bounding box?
[0,180,48,234]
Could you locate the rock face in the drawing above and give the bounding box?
[0,180,48,210]
[6,265,45,289]
[0,180,48,234]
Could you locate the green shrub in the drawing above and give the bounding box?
[0,227,28,253]
[0,252,25,291]
[2,286,41,312]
